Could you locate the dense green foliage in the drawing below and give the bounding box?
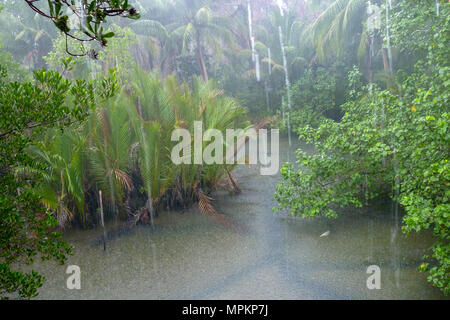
[44,24,138,80]
[283,64,344,130]
[0,0,448,298]
[275,0,449,294]
[0,0,126,298]
[29,69,248,228]
[0,56,117,298]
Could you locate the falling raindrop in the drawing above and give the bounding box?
[367,0,379,94]
[255,53,260,82]
[278,26,292,146]
[251,36,256,62]
[385,0,394,76]
[276,0,285,17]
[247,1,255,62]
[264,81,270,111]
[150,241,160,292]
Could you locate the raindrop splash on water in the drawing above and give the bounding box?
[150,241,160,292]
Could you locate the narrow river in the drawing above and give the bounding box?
[34,137,445,299]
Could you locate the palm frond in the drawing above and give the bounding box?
[197,189,217,216]
[129,19,169,42]
[182,23,195,55]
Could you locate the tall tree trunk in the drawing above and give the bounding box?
[161,56,170,78]
[366,51,373,87]
[196,33,209,82]
[382,48,392,89]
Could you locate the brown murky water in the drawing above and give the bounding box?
[33,137,446,299]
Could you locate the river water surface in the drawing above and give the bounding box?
[34,137,445,299]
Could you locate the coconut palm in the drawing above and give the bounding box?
[306,0,395,86]
[305,0,367,60]
[128,19,181,76]
[261,9,307,76]
[129,0,237,81]
[0,1,55,68]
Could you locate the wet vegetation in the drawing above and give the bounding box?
[29,70,248,228]
[0,0,448,298]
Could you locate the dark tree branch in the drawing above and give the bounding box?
[23,0,140,57]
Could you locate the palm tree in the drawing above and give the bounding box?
[0,0,56,68]
[129,0,237,81]
[88,97,134,220]
[21,65,249,228]
[261,9,307,77]
[129,19,184,77]
[25,130,87,227]
[127,70,177,222]
[305,0,367,61]
[164,73,248,212]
